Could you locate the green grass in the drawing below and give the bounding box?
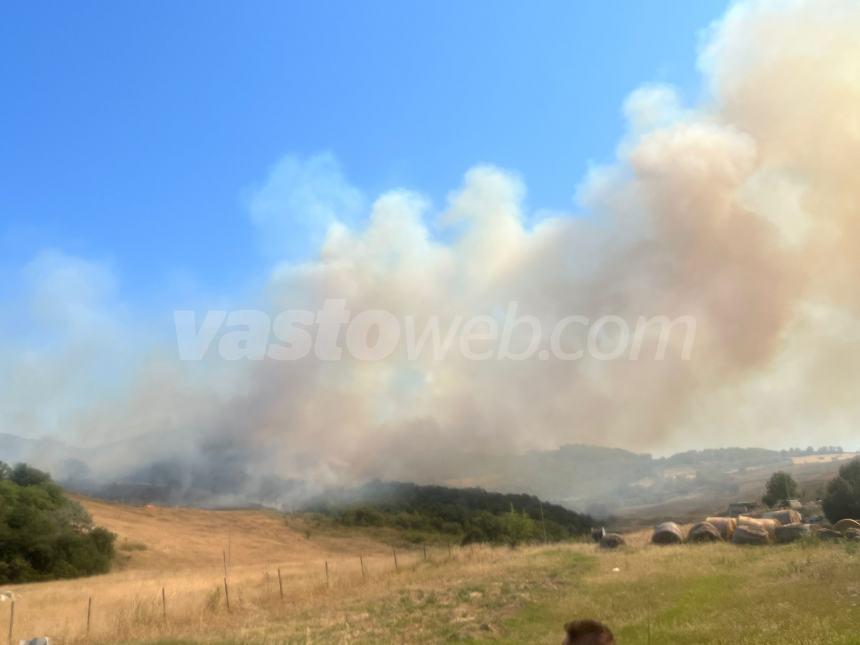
[274,542,860,644]
[116,540,860,644]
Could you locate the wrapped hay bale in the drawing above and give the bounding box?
[706,517,737,540]
[775,523,811,544]
[651,522,684,545]
[763,509,802,525]
[687,521,722,543]
[732,523,769,545]
[738,516,778,541]
[599,533,626,549]
[832,518,860,534]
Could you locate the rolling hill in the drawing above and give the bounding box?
[0,432,854,520]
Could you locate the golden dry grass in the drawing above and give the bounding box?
[0,496,403,643]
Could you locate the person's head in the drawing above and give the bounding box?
[562,619,615,645]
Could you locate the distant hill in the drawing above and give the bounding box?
[0,432,74,464]
[437,444,854,520]
[303,480,594,544]
[0,432,852,520]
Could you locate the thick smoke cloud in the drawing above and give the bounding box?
[4,0,860,499]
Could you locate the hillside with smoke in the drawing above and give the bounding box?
[3,0,860,504]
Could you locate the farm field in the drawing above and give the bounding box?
[1,498,859,644]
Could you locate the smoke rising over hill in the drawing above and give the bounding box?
[3,0,860,501]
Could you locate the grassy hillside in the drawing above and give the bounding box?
[3,497,860,643]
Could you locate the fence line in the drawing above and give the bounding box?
[2,543,500,643]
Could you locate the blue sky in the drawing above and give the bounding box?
[1,1,728,305]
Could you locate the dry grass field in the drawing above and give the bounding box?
[2,499,859,644]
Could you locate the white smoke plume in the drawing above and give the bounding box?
[3,0,860,494]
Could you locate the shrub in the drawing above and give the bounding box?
[762,471,798,507]
[0,461,116,583]
[823,459,860,523]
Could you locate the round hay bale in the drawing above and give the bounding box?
[775,523,811,544]
[738,516,777,541]
[817,528,842,541]
[763,509,801,525]
[651,521,684,545]
[599,533,626,549]
[591,527,606,542]
[687,521,723,543]
[844,528,860,542]
[705,517,737,540]
[732,523,769,545]
[832,518,860,534]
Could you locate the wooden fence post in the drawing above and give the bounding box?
[86,596,92,638]
[539,502,548,544]
[7,600,14,645]
[360,555,366,581]
[223,577,231,611]
[423,545,427,561]
[325,560,330,587]
[392,548,399,571]
[161,587,167,620]
[277,567,284,603]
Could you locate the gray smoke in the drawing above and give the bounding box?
[3,0,860,503]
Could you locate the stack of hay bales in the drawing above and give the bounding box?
[763,509,802,525]
[738,515,778,541]
[651,522,684,544]
[706,517,737,541]
[687,521,723,542]
[733,516,778,545]
[733,523,769,545]
[775,523,811,543]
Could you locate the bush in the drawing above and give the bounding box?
[763,471,799,507]
[823,459,860,523]
[0,461,116,583]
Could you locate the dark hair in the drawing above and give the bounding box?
[564,619,615,644]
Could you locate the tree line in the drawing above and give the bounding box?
[303,480,593,546]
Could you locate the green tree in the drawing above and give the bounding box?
[823,458,860,523]
[0,463,116,583]
[499,508,536,547]
[10,463,51,487]
[762,471,798,507]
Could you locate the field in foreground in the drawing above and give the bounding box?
[2,499,859,644]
